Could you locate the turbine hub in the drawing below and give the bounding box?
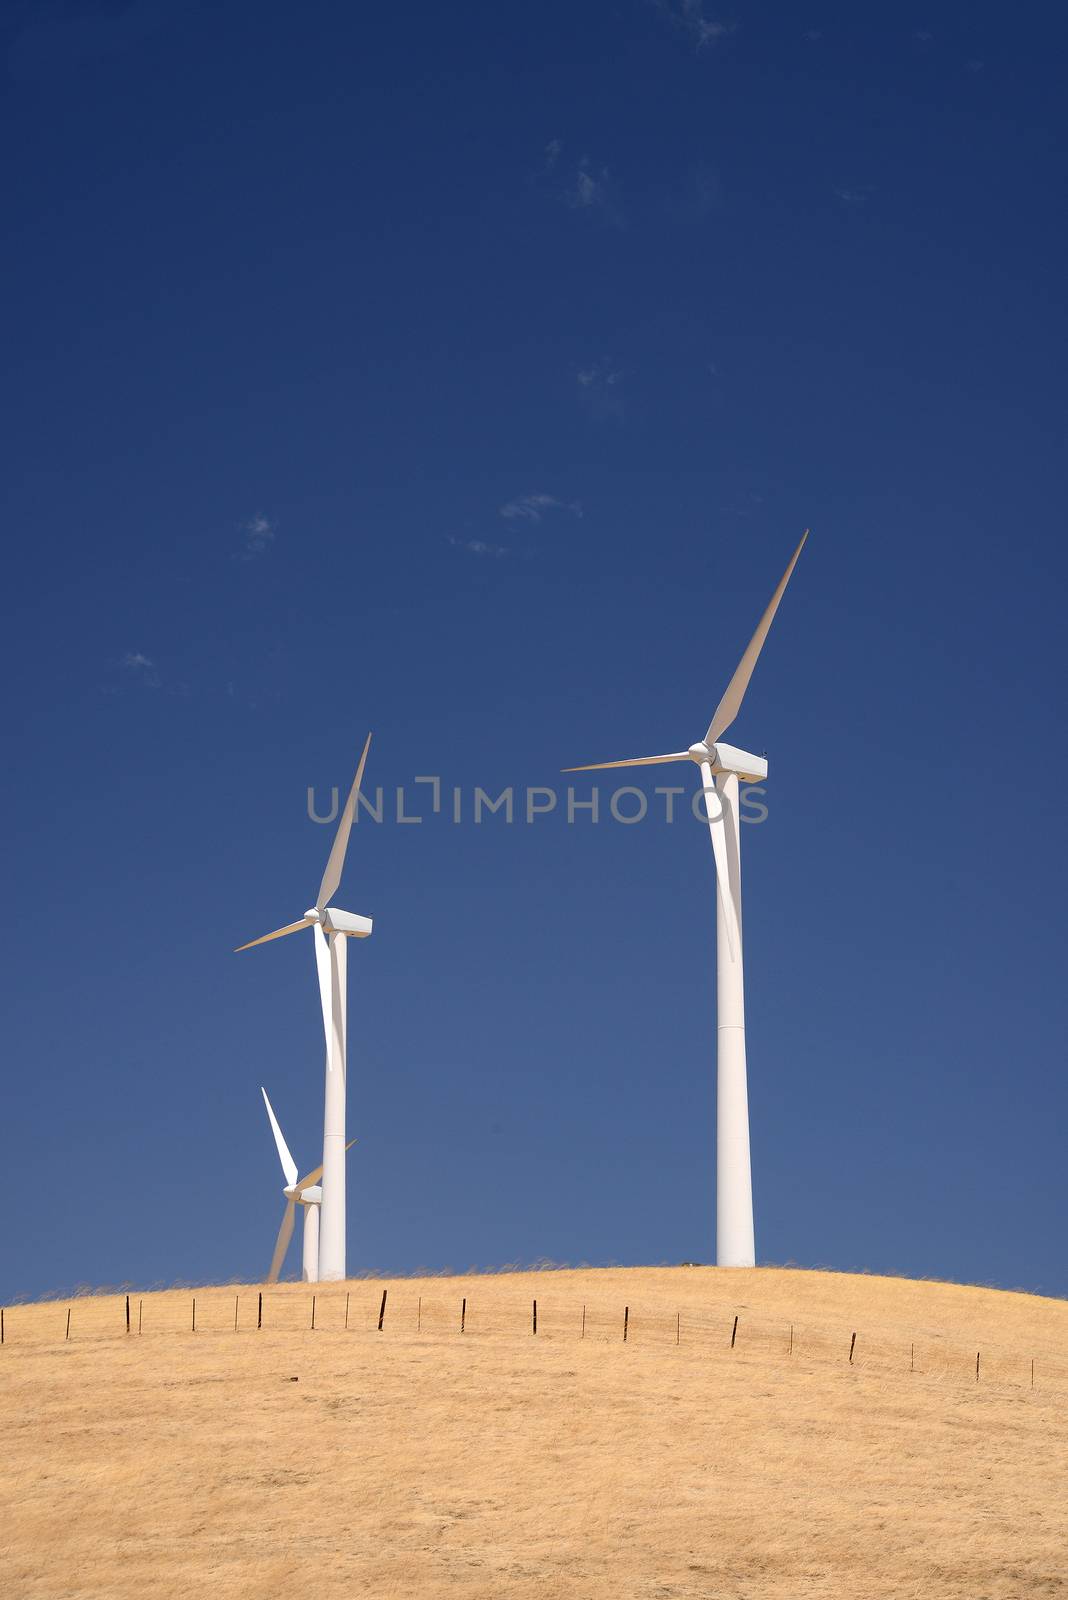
[688,741,714,764]
[303,907,321,924]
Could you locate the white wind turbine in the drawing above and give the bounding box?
[237,734,374,1282]
[564,534,808,1267]
[260,1086,356,1283]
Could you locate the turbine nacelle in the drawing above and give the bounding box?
[689,742,768,783]
[321,906,373,938]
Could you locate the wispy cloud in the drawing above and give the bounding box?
[564,157,623,224]
[656,1,736,51]
[833,185,872,207]
[499,493,582,524]
[577,362,622,389]
[448,536,508,558]
[238,512,275,561]
[544,137,562,171]
[120,651,161,688]
[575,362,626,421]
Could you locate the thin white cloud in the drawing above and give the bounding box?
[544,137,562,171]
[448,536,508,557]
[238,512,275,561]
[834,185,872,206]
[575,362,626,421]
[564,157,623,225]
[120,651,161,688]
[656,1,735,51]
[498,494,582,524]
[577,362,622,389]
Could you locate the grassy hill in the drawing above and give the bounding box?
[3,1266,1068,1598]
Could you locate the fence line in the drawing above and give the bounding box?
[4,1287,1067,1400]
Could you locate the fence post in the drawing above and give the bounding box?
[461,1297,466,1334]
[1,1308,4,1345]
[532,1299,537,1335]
[138,1298,143,1335]
[378,1290,387,1332]
[849,1332,856,1365]
[234,1295,239,1332]
[976,1351,980,1383]
[345,1292,350,1330]
[192,1297,196,1333]
[623,1306,629,1342]
[730,1315,738,1349]
[581,1304,586,1339]
[311,1295,316,1331]
[66,1308,71,1341]
[126,1295,131,1335]
[257,1292,263,1330]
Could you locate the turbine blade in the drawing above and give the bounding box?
[561,752,691,772]
[260,1087,298,1189]
[234,917,311,953]
[267,1199,296,1283]
[705,530,808,746]
[317,732,372,913]
[698,777,739,962]
[295,1137,355,1195]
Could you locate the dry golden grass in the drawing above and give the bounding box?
[3,1266,1068,1598]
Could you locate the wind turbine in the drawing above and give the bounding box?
[563,533,807,1267]
[260,1087,355,1283]
[236,734,374,1282]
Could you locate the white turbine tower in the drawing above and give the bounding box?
[564,534,807,1268]
[237,734,374,1282]
[260,1087,356,1283]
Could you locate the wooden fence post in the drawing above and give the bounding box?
[849,1332,856,1364]
[234,1296,239,1332]
[125,1295,131,1335]
[1,1308,4,1345]
[532,1299,537,1335]
[623,1306,629,1342]
[976,1351,980,1383]
[378,1290,387,1332]
[192,1297,196,1333]
[730,1315,738,1349]
[66,1308,71,1341]
[345,1292,350,1330]
[311,1295,316,1331]
[461,1297,466,1333]
[257,1291,262,1330]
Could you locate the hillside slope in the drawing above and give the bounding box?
[3,1266,1067,1598]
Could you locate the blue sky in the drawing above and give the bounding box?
[2,0,1066,1301]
